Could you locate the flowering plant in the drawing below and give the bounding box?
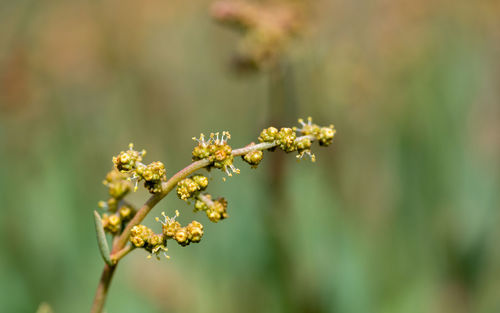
[90,117,335,313]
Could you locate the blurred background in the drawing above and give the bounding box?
[1,0,499,312]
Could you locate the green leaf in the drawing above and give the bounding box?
[94,210,112,266]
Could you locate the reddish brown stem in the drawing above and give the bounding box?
[90,264,117,313]
[110,244,135,264]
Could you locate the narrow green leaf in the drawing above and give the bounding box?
[94,210,112,266]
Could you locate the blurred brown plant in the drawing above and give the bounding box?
[211,0,302,70]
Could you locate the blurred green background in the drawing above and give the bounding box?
[1,0,499,312]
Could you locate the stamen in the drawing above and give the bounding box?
[297,150,316,162]
[307,151,316,162]
[127,174,140,192]
[193,134,210,146]
[156,215,166,225]
[229,164,240,174]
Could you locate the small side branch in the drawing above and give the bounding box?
[110,244,135,264]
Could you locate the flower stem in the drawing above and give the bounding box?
[90,264,117,313]
[110,244,135,264]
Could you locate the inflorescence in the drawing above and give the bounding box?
[192,131,240,177]
[96,117,335,260]
[98,169,136,234]
[112,143,167,193]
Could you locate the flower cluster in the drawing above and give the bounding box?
[98,168,137,234]
[211,0,301,69]
[113,144,146,172]
[294,117,336,146]
[129,211,205,259]
[258,117,336,161]
[103,169,132,201]
[100,204,135,234]
[176,175,209,200]
[112,143,167,193]
[192,132,240,176]
[242,145,264,167]
[99,169,133,212]
[195,194,229,223]
[129,224,169,259]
